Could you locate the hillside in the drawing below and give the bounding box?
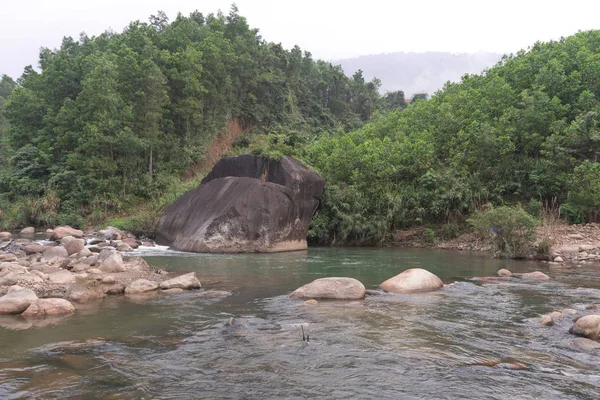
[335,51,502,96]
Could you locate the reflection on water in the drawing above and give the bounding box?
[1,248,600,398]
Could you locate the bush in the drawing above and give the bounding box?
[468,205,538,258]
[440,223,461,239]
[536,236,554,260]
[422,227,436,245]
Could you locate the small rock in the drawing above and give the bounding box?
[42,246,69,261]
[98,250,126,273]
[365,289,385,296]
[15,238,32,244]
[540,315,554,326]
[104,284,126,295]
[0,232,12,241]
[20,227,35,234]
[303,299,318,305]
[125,279,159,294]
[497,269,512,277]
[554,256,564,263]
[48,270,76,285]
[50,226,84,240]
[101,275,116,284]
[159,272,201,290]
[116,243,133,252]
[87,268,102,275]
[66,281,104,303]
[0,273,18,286]
[290,277,365,300]
[568,234,584,240]
[21,244,49,255]
[63,239,85,256]
[22,298,75,317]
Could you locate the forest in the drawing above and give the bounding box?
[1,6,600,247]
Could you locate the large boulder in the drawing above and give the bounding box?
[289,277,365,300]
[0,288,38,314]
[570,315,600,340]
[156,155,324,253]
[379,268,444,293]
[20,227,35,234]
[159,272,201,290]
[21,298,75,317]
[50,226,84,240]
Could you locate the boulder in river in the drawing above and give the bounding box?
[0,288,38,314]
[0,232,12,241]
[497,269,512,277]
[569,314,600,340]
[156,154,325,253]
[125,279,159,294]
[520,271,550,280]
[20,227,35,234]
[159,272,201,290]
[21,298,75,317]
[379,268,443,293]
[50,226,84,240]
[63,238,86,256]
[42,246,69,261]
[289,277,365,300]
[21,244,49,255]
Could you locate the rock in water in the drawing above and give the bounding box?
[0,288,38,314]
[50,226,84,240]
[159,272,201,290]
[22,299,75,317]
[156,155,325,253]
[379,268,444,293]
[570,315,600,340]
[289,277,365,300]
[125,279,159,294]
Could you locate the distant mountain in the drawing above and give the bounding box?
[334,51,502,96]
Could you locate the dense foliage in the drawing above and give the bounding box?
[0,6,382,229]
[308,30,600,244]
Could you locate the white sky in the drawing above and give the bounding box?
[1,0,599,78]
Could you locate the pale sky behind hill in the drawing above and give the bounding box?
[1,0,599,78]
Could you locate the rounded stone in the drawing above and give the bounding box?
[289,277,365,300]
[379,268,443,293]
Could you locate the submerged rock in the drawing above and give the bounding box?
[569,314,600,340]
[520,271,550,280]
[289,277,365,300]
[156,154,325,253]
[379,268,443,293]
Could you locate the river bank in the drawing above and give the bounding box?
[390,222,600,264]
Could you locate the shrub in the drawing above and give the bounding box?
[536,236,554,260]
[440,223,461,239]
[422,227,436,245]
[468,205,538,258]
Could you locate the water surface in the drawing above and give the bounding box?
[1,248,599,399]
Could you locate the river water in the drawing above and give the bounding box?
[1,247,600,399]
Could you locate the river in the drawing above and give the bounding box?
[0,247,599,399]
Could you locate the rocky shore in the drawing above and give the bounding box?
[0,225,207,326]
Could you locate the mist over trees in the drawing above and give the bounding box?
[335,51,501,96]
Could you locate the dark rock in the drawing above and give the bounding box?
[156,155,324,253]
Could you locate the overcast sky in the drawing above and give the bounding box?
[1,0,599,78]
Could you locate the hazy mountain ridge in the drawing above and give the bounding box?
[334,51,502,96]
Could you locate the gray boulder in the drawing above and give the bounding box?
[0,288,38,314]
[156,155,324,253]
[289,277,365,300]
[159,272,201,290]
[379,268,444,293]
